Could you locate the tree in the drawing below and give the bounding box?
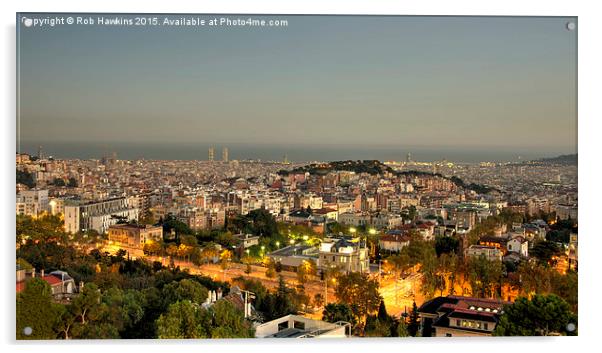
[209,300,254,338]
[199,243,219,264]
[16,169,36,188]
[265,258,276,278]
[334,272,381,322]
[364,317,392,337]
[143,240,163,256]
[161,214,193,239]
[435,235,459,256]
[53,178,66,186]
[396,319,410,337]
[260,276,298,321]
[419,246,440,298]
[296,259,317,284]
[69,283,120,339]
[67,177,78,187]
[156,300,211,339]
[531,240,562,266]
[515,262,552,297]
[407,301,420,337]
[16,278,62,339]
[71,283,102,326]
[219,250,233,271]
[166,244,178,260]
[162,279,209,306]
[493,295,577,336]
[313,293,325,308]
[467,256,503,298]
[101,287,146,335]
[550,271,578,312]
[322,303,356,327]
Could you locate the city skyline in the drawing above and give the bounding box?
[17,15,577,157]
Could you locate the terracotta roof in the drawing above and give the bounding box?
[43,275,63,285]
[16,275,63,293]
[313,208,336,214]
[380,234,411,243]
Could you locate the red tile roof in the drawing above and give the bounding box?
[16,275,64,293]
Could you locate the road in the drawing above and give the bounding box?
[101,243,424,318]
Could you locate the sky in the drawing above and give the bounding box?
[17,15,577,160]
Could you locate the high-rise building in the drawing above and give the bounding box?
[222,147,229,162]
[406,152,412,163]
[208,146,215,161]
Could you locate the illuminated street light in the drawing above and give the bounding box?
[302,235,309,241]
[276,241,280,248]
[369,228,377,235]
[349,227,357,234]
[290,239,295,245]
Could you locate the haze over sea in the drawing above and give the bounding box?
[18,141,575,164]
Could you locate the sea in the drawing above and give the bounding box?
[17,141,574,164]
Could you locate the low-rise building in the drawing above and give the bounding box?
[108,224,163,248]
[255,314,348,338]
[379,232,411,253]
[506,236,529,257]
[464,245,503,262]
[418,295,510,337]
[267,245,319,272]
[318,235,369,273]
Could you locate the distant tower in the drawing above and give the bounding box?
[222,147,229,162]
[406,152,412,163]
[37,145,43,160]
[283,154,289,164]
[208,146,215,161]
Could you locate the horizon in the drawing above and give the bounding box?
[18,140,576,163]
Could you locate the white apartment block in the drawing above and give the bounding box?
[64,197,139,234]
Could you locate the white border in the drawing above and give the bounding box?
[2,1,600,353]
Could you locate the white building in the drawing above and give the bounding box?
[506,237,529,257]
[464,245,503,262]
[319,235,369,273]
[64,197,139,234]
[16,189,49,216]
[255,315,348,338]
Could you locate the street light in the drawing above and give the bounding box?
[302,235,309,241]
[349,227,357,234]
[276,241,280,248]
[290,239,295,245]
[369,228,377,235]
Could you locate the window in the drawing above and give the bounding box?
[277,322,288,331]
[293,321,305,330]
[446,333,452,337]
[456,320,461,326]
[484,323,489,330]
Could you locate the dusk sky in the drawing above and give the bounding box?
[17,15,577,159]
